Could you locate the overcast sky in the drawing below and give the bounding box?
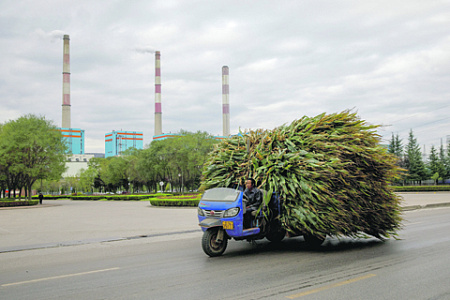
[1,0,450,154]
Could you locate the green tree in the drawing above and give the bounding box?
[388,133,406,183]
[122,148,144,193]
[388,133,403,159]
[100,156,129,192]
[0,115,67,199]
[404,130,427,183]
[446,140,450,179]
[440,143,449,179]
[136,130,218,193]
[77,157,106,193]
[428,146,445,184]
[78,167,98,193]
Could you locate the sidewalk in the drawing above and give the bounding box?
[1,192,450,253]
[398,192,450,210]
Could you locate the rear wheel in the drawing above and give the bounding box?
[266,225,286,242]
[303,234,325,248]
[202,228,228,257]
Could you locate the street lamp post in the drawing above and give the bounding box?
[178,173,183,194]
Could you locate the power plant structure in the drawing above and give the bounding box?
[60,129,85,154]
[56,40,230,155]
[62,34,71,129]
[59,34,85,155]
[105,131,144,158]
[154,51,163,137]
[222,66,230,137]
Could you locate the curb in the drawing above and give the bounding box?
[0,203,61,210]
[0,229,200,254]
[402,202,450,211]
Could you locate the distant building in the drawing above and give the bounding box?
[63,153,105,178]
[59,128,85,155]
[153,133,226,141]
[152,133,182,141]
[105,131,143,158]
[64,154,92,177]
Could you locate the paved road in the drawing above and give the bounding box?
[1,207,449,299]
[0,192,449,252]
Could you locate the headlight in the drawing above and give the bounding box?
[223,207,240,217]
[198,207,205,216]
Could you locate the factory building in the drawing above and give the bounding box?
[59,128,85,154]
[152,133,182,141]
[105,131,143,158]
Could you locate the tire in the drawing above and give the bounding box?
[202,228,228,257]
[266,226,286,242]
[303,234,325,248]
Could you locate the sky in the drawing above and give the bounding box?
[1,0,450,155]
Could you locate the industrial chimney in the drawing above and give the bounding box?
[62,34,71,129]
[154,51,162,136]
[222,66,230,137]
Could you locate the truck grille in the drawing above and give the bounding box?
[203,209,224,218]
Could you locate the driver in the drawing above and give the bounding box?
[243,178,263,228]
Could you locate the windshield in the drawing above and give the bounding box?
[201,188,240,202]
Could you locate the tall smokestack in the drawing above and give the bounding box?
[222,66,230,137]
[154,51,162,136]
[62,34,71,128]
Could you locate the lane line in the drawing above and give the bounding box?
[286,273,377,299]
[1,267,120,287]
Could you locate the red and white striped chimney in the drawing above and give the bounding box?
[62,34,71,129]
[222,66,230,137]
[154,51,162,136]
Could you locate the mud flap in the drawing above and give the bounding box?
[216,228,224,243]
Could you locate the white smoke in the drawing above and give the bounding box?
[35,29,66,41]
[135,45,157,54]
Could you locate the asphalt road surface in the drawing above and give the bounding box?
[1,207,450,299]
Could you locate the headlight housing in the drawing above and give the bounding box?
[223,207,240,217]
[198,207,205,216]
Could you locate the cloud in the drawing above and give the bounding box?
[1,1,450,154]
[135,45,157,54]
[34,29,66,41]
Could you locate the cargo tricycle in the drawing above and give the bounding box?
[198,187,324,257]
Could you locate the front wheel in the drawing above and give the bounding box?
[202,228,228,257]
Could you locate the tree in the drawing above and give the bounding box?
[440,143,449,180]
[0,115,67,199]
[404,130,427,183]
[122,148,144,193]
[388,133,403,159]
[388,133,406,183]
[78,167,98,193]
[135,130,218,193]
[99,156,129,192]
[77,157,106,193]
[428,146,445,184]
[446,140,450,179]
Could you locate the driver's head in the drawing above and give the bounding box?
[246,178,256,190]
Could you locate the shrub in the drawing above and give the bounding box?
[0,200,39,207]
[392,185,450,192]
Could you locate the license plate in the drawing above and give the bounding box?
[222,221,234,230]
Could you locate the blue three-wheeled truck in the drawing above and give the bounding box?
[198,187,324,257]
